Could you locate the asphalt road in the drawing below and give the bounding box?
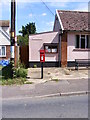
[2,95,88,118]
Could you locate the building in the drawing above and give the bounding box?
[0,20,10,66]
[29,10,90,67]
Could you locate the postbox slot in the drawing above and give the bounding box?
[40,52,44,54]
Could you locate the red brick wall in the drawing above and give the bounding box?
[61,32,67,67]
[6,45,11,59]
[0,45,11,60]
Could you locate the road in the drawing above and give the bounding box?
[2,95,88,118]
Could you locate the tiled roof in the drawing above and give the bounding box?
[57,10,89,31]
[0,20,9,27]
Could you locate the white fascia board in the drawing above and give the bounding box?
[56,9,64,31]
[0,27,10,40]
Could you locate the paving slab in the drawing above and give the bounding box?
[27,67,89,84]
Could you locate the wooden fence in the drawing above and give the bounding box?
[20,45,29,67]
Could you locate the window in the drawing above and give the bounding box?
[87,35,90,48]
[75,35,90,49]
[81,35,85,48]
[44,43,58,53]
[0,46,6,57]
[76,35,79,48]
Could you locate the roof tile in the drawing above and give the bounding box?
[57,10,89,31]
[0,20,9,27]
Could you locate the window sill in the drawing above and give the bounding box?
[0,56,6,58]
[45,52,58,54]
[73,49,90,51]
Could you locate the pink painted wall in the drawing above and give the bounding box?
[67,33,90,61]
[29,31,59,62]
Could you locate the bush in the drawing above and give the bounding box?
[15,68,27,78]
[2,64,12,79]
[16,60,25,68]
[2,65,27,79]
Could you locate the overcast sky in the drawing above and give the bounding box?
[0,0,90,35]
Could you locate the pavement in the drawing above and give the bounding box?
[27,67,89,84]
[0,67,90,99]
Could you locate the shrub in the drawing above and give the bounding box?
[16,60,25,68]
[1,61,27,80]
[2,64,12,79]
[15,68,27,78]
[0,66,2,76]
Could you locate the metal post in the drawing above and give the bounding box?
[11,0,16,78]
[75,59,78,70]
[41,62,43,79]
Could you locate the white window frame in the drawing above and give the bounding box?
[0,46,6,57]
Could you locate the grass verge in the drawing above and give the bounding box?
[0,77,27,85]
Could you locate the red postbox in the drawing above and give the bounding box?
[40,50,45,62]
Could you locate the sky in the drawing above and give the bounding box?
[0,0,90,35]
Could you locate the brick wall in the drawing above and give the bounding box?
[6,45,10,59]
[0,45,11,60]
[61,32,67,67]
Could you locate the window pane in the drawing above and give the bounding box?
[0,46,1,55]
[45,46,48,50]
[44,44,58,53]
[76,35,79,48]
[0,49,1,55]
[81,35,85,48]
[52,46,57,53]
[87,35,90,48]
[2,46,5,55]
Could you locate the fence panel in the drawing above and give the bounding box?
[20,45,29,67]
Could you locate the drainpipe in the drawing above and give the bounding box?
[58,29,63,67]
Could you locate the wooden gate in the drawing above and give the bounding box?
[20,45,29,67]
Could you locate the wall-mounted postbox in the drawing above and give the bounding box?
[40,50,45,62]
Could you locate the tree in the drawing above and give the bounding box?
[19,22,36,37]
[17,22,36,45]
[17,35,28,46]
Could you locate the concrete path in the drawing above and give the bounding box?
[27,67,89,84]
